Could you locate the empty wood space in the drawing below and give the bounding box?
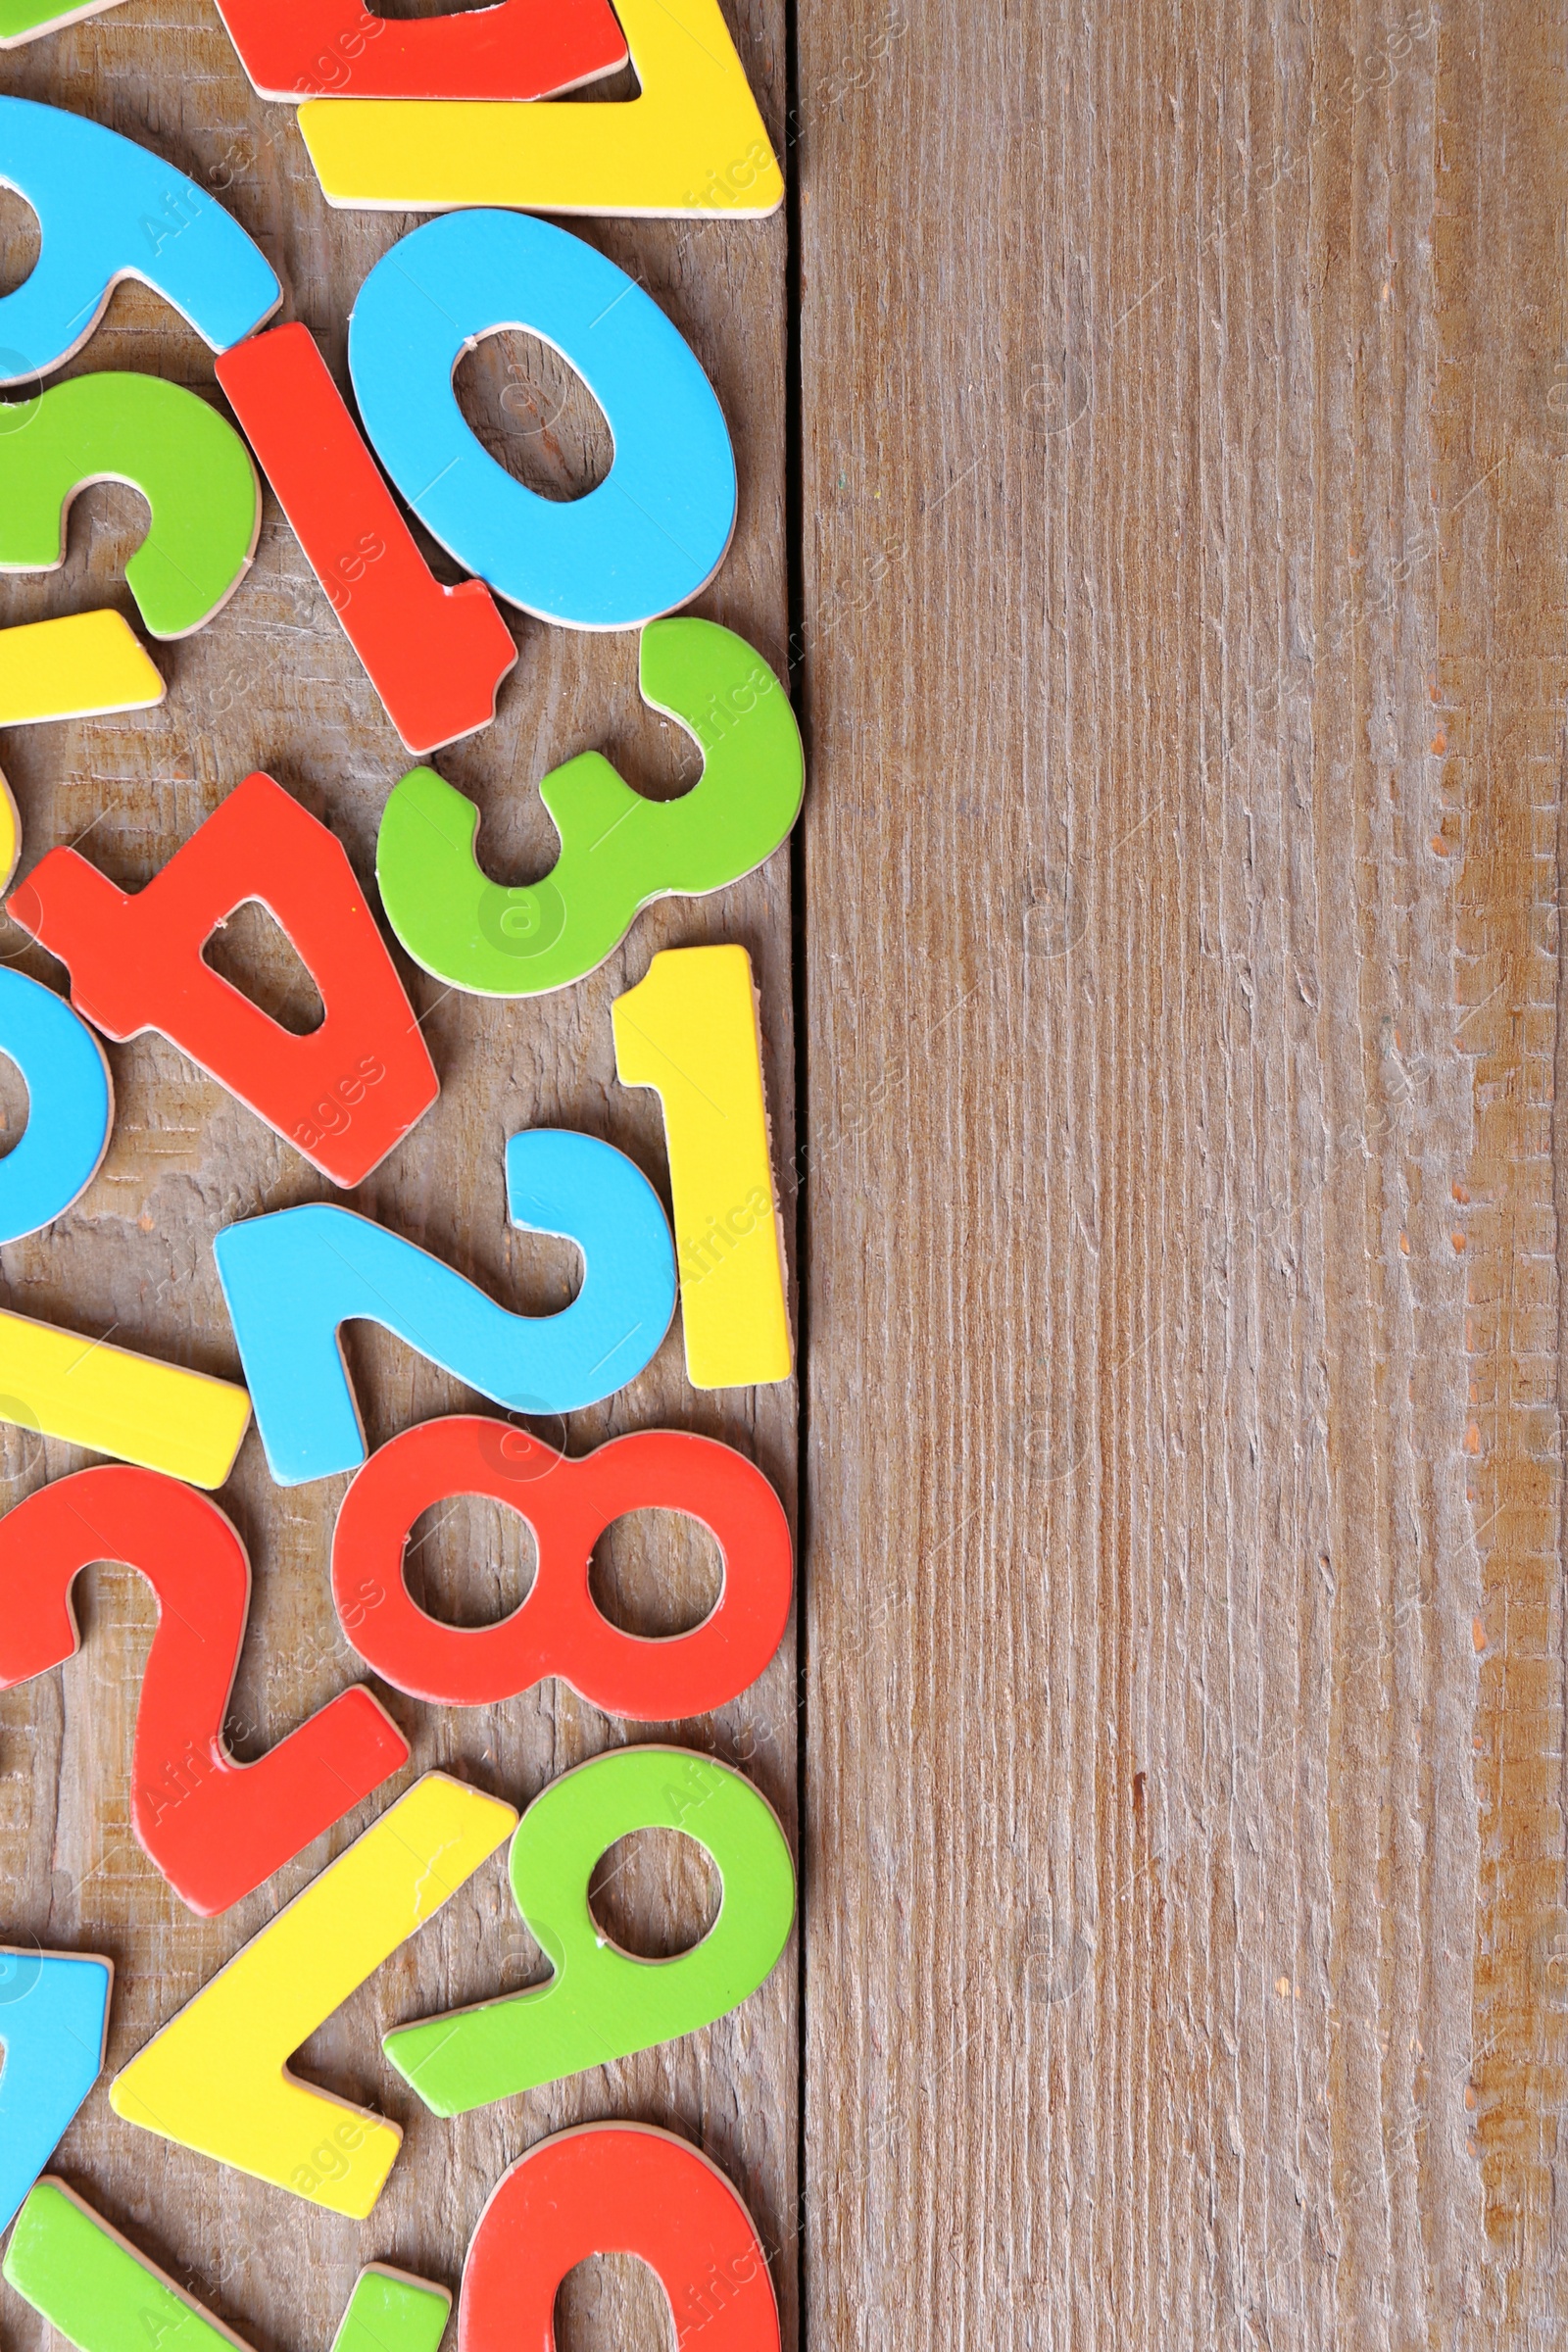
[797,1,1568,2346]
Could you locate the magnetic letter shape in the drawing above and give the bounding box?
[8,770,439,1188]
[348,213,735,630]
[613,946,791,1391]
[298,0,783,220]
[377,620,804,997]
[383,1746,794,2112]
[461,2128,776,2352]
[215,1128,675,1487]
[0,1309,250,1486]
[0,612,164,725]
[0,372,260,638]
[333,1414,791,1716]
[5,2178,451,2352]
[0,1465,411,1914]
[0,98,280,379]
[216,0,624,102]
[216,325,516,758]
[0,969,111,1243]
[0,1953,111,2234]
[110,1773,517,2216]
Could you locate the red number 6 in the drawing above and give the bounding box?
[461,2126,778,2352]
[330,1415,792,1718]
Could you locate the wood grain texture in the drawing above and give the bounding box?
[0,10,796,2352]
[1440,3,1568,2327]
[798,1,1565,2344]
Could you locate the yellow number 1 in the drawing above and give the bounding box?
[612,945,792,1391]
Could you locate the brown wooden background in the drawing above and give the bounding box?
[0,0,1565,2346]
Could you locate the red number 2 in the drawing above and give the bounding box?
[0,1466,410,1916]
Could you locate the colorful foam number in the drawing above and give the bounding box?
[613,946,792,1391]
[5,2177,452,2352]
[215,0,624,102]
[299,0,783,220]
[329,2269,452,2352]
[377,621,804,998]
[0,1952,112,2234]
[216,325,517,758]
[0,372,260,636]
[332,1414,791,1716]
[1,0,127,48]
[383,1746,794,2113]
[6,2181,252,2352]
[0,969,111,1243]
[214,1128,676,1486]
[347,213,735,630]
[0,1309,250,1487]
[0,1465,411,1915]
[0,769,19,889]
[110,1773,517,2216]
[0,98,280,378]
[7,770,439,1188]
[0,612,163,726]
[0,371,260,722]
[461,2126,778,2352]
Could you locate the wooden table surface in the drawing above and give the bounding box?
[1,1,1565,2347]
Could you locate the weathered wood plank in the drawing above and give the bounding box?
[0,9,796,2351]
[799,0,1564,2342]
[1438,3,1568,2331]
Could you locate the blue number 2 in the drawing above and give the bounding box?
[214,1128,676,1486]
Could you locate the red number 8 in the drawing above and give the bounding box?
[330,1414,792,1717]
